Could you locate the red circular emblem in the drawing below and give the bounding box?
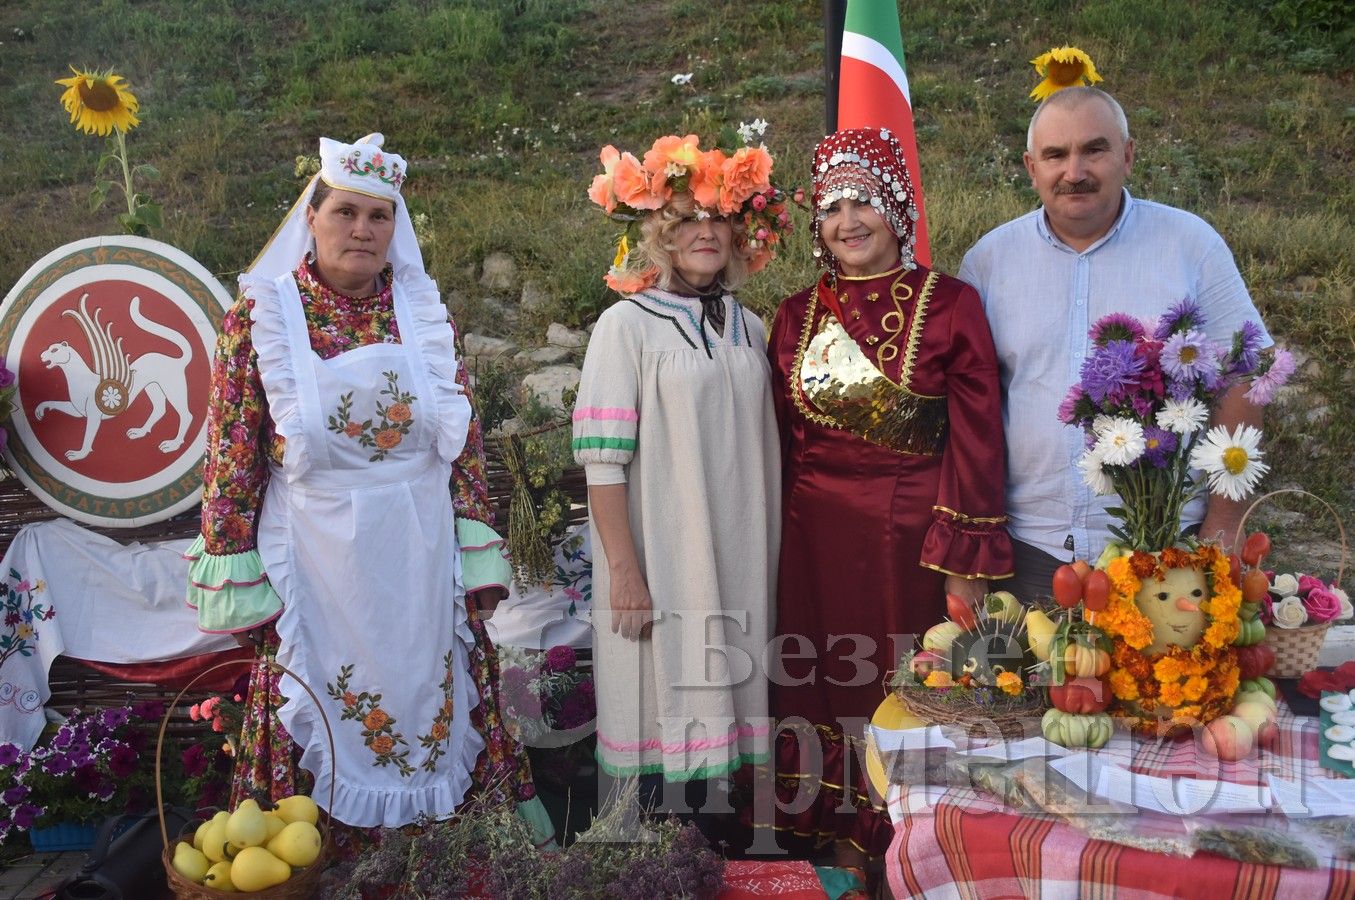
[0,237,230,526]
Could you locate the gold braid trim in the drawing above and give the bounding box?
[933,504,1009,525]
[898,269,937,391]
[788,289,844,430]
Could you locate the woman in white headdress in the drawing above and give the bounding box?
[185,134,546,833]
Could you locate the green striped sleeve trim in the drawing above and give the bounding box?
[572,436,637,451]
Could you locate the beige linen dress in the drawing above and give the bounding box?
[572,288,779,780]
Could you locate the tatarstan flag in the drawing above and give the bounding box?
[836,0,931,266]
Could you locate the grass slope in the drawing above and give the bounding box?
[0,0,1351,532]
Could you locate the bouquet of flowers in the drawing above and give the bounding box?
[189,691,245,756]
[1263,573,1351,629]
[497,644,595,745]
[1059,300,1293,550]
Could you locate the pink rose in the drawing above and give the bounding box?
[1297,574,1326,597]
[1304,586,1342,624]
[1259,592,1275,625]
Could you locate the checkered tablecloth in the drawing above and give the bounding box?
[884,706,1355,899]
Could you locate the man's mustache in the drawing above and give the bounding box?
[1054,180,1099,195]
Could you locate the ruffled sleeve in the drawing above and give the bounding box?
[457,518,512,593]
[398,273,472,465]
[918,284,1014,580]
[572,304,640,485]
[184,534,283,633]
[247,272,314,482]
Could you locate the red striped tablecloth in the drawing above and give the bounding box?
[885,707,1355,899]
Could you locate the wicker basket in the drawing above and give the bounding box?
[1263,622,1334,678]
[154,659,335,899]
[893,686,1046,740]
[1234,489,1347,681]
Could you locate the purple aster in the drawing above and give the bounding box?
[0,743,20,766]
[11,803,41,829]
[1154,297,1205,339]
[1227,321,1264,375]
[1160,330,1211,380]
[1132,394,1155,417]
[1142,425,1178,467]
[1244,348,1296,406]
[1079,340,1145,403]
[1057,385,1086,424]
[1089,313,1146,346]
[1167,376,1198,403]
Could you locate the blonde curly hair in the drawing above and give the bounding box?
[636,193,753,293]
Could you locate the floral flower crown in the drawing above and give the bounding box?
[588,121,795,294]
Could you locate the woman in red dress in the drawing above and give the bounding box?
[765,128,1014,867]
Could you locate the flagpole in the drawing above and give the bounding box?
[823,0,847,133]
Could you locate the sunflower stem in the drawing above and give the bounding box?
[114,129,135,219]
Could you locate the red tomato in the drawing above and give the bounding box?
[1236,644,1276,681]
[1082,570,1111,612]
[1241,568,1270,603]
[1048,675,1112,714]
[946,593,978,630]
[1241,531,1272,567]
[1052,565,1084,608]
[1227,554,1242,588]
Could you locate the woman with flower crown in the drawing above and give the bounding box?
[185,134,548,838]
[575,133,787,822]
[765,128,1014,865]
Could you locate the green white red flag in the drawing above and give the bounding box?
[836,0,931,266]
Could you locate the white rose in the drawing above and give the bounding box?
[1333,586,1352,622]
[1272,573,1300,596]
[1271,595,1309,629]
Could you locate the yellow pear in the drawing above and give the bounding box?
[262,812,287,840]
[1025,608,1058,662]
[203,861,237,892]
[267,820,323,867]
[274,794,319,826]
[192,817,213,851]
[202,812,232,863]
[229,847,292,892]
[171,841,210,883]
[226,798,269,849]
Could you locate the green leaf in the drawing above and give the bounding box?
[135,199,163,229]
[134,163,160,180]
[89,181,112,212]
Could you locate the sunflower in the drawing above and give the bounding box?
[1029,46,1103,101]
[1188,424,1269,502]
[55,66,140,136]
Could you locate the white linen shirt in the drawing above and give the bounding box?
[958,189,1269,562]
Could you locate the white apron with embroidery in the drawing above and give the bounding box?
[250,271,481,828]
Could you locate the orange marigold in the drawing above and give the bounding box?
[1129,551,1159,579]
[1109,669,1140,701]
[996,671,1023,696]
[1182,675,1209,702]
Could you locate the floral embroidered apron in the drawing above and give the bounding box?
[253,272,482,827]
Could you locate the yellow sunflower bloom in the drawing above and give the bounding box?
[55,66,140,136]
[1029,46,1102,101]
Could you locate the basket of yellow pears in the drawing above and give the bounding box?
[154,659,334,897]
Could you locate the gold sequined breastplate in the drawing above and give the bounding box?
[791,271,948,456]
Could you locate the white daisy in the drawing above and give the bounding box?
[1094,417,1146,466]
[1188,424,1269,501]
[1078,448,1115,495]
[1156,398,1209,435]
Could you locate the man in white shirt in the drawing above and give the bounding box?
[959,86,1268,602]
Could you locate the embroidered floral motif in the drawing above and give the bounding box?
[0,572,53,670]
[327,663,415,776]
[327,370,416,461]
[327,653,461,777]
[341,149,405,188]
[415,651,457,771]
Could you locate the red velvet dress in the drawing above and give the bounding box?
[764,265,1013,855]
